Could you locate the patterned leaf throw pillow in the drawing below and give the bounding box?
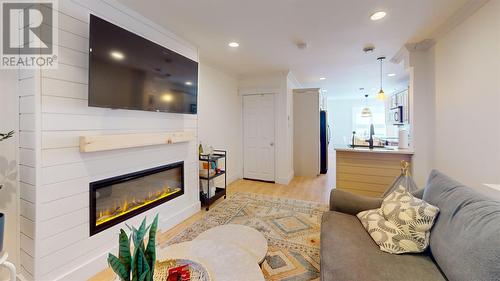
[357,209,412,254]
[382,185,440,251]
[357,186,440,254]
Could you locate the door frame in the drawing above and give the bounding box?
[242,92,277,182]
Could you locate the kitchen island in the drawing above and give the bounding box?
[335,146,414,197]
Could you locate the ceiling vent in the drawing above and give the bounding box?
[296,42,308,50]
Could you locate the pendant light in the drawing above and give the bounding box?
[376,56,386,101]
[361,94,372,118]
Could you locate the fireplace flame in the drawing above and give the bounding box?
[96,186,181,226]
[122,199,128,212]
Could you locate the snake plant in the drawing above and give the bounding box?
[108,214,159,281]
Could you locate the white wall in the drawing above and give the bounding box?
[410,0,500,187]
[198,63,242,183]
[17,1,200,280]
[432,0,500,187]
[408,48,436,186]
[0,70,20,279]
[286,73,301,180]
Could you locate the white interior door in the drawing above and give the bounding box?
[243,94,275,182]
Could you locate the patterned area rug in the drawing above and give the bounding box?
[164,192,328,281]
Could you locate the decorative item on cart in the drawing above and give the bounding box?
[200,179,216,196]
[108,215,158,281]
[199,143,214,157]
[205,145,214,156]
[198,142,204,155]
[199,161,217,178]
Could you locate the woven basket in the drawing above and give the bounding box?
[154,258,211,281]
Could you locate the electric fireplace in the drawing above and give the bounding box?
[89,161,184,236]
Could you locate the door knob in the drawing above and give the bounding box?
[270,142,274,146]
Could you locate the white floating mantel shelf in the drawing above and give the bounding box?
[79,131,195,153]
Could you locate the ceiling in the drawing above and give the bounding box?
[117,0,470,99]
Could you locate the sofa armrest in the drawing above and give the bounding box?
[329,189,383,215]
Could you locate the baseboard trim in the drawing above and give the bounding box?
[227,172,243,185]
[52,201,200,281]
[276,171,294,185]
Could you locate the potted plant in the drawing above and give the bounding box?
[0,130,14,253]
[108,215,158,281]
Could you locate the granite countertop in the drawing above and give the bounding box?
[334,146,414,155]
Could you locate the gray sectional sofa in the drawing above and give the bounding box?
[320,170,500,281]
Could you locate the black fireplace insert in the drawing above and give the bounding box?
[89,161,184,236]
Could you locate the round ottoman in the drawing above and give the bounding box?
[195,224,268,264]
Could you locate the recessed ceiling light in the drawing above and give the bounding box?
[110,50,125,60]
[228,42,239,48]
[185,81,193,86]
[370,11,387,21]
[319,77,327,80]
[388,73,396,77]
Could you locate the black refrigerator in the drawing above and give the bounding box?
[320,110,330,174]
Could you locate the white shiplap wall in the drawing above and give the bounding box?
[18,1,200,280]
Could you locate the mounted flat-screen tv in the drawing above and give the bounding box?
[88,15,198,114]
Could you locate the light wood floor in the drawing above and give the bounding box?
[89,168,335,281]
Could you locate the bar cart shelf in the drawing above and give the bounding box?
[199,150,227,211]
